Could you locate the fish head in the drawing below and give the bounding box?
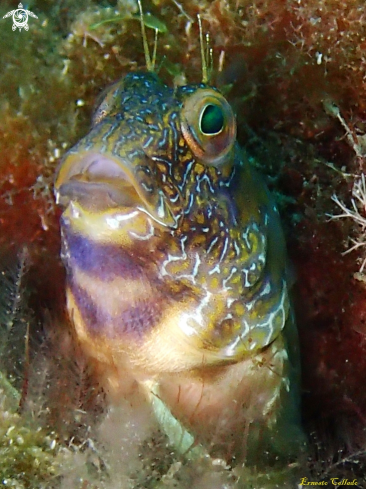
[55,70,287,370]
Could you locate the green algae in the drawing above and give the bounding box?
[90,12,167,33]
[0,372,61,489]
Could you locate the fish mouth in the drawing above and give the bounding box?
[55,152,140,211]
[54,151,178,228]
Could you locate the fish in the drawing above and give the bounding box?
[54,69,304,466]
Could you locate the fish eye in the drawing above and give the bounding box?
[181,88,236,167]
[200,104,224,135]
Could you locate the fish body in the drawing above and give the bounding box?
[55,72,303,464]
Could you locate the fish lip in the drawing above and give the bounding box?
[54,151,142,208]
[54,151,179,229]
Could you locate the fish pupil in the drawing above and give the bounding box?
[200,104,224,135]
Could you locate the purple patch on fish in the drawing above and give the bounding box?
[70,279,160,339]
[62,229,143,282]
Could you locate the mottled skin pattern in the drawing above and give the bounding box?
[54,72,303,464]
